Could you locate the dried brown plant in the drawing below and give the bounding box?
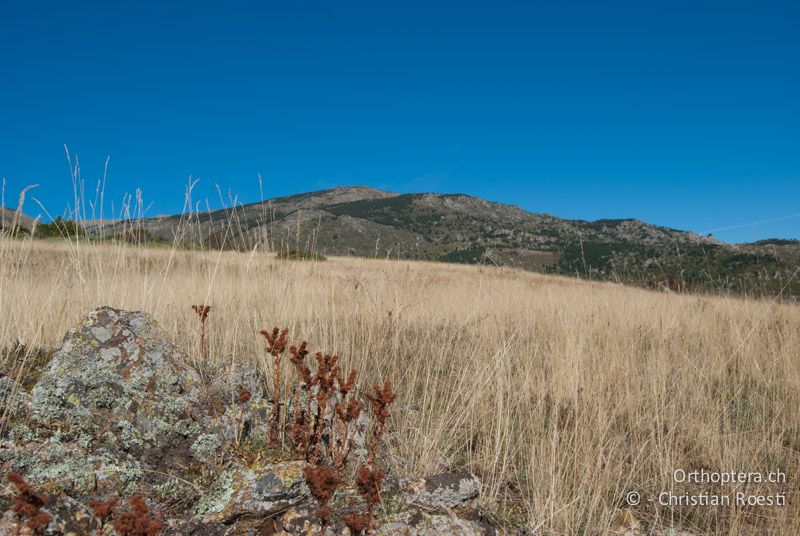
[365,381,396,465]
[89,496,118,533]
[111,494,165,536]
[287,340,361,467]
[352,465,385,533]
[338,382,396,533]
[191,304,211,359]
[303,464,341,529]
[260,327,289,446]
[355,465,384,506]
[289,341,311,383]
[7,471,52,535]
[255,328,396,533]
[340,511,371,535]
[332,397,361,470]
[308,352,341,463]
[288,342,312,456]
[336,398,362,423]
[337,369,357,396]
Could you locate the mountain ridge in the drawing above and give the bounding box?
[3,186,798,297]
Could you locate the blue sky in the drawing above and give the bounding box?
[1,1,798,243]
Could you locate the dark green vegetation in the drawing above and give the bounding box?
[30,216,87,239]
[557,241,799,296]
[4,187,798,298]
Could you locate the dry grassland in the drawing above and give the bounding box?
[1,237,798,534]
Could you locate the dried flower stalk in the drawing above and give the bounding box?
[191,304,211,359]
[260,327,288,446]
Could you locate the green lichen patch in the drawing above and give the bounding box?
[190,433,222,462]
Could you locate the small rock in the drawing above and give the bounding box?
[200,461,308,523]
[377,511,497,535]
[392,470,481,510]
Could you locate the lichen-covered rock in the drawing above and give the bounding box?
[2,307,211,501]
[209,359,267,404]
[279,506,339,535]
[191,433,223,462]
[199,461,308,523]
[391,470,481,510]
[30,307,203,434]
[215,396,272,445]
[376,510,498,535]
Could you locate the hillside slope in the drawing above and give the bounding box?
[0,207,35,234]
[15,187,800,297]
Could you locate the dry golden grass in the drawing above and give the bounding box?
[1,235,798,534]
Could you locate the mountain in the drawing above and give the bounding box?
[13,187,800,297]
[0,207,35,234]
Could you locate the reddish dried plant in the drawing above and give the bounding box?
[288,342,311,451]
[7,472,51,535]
[333,397,362,470]
[341,383,395,534]
[337,369,357,396]
[354,465,385,533]
[341,511,372,534]
[285,333,365,467]
[340,466,384,535]
[260,327,289,446]
[111,494,165,536]
[355,465,384,506]
[289,341,311,382]
[309,352,341,463]
[303,464,341,528]
[191,304,211,359]
[287,340,345,462]
[88,496,118,530]
[257,328,396,533]
[365,381,396,465]
[238,386,252,404]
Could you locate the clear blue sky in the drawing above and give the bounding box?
[1,1,798,243]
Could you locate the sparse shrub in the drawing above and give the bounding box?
[32,216,86,239]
